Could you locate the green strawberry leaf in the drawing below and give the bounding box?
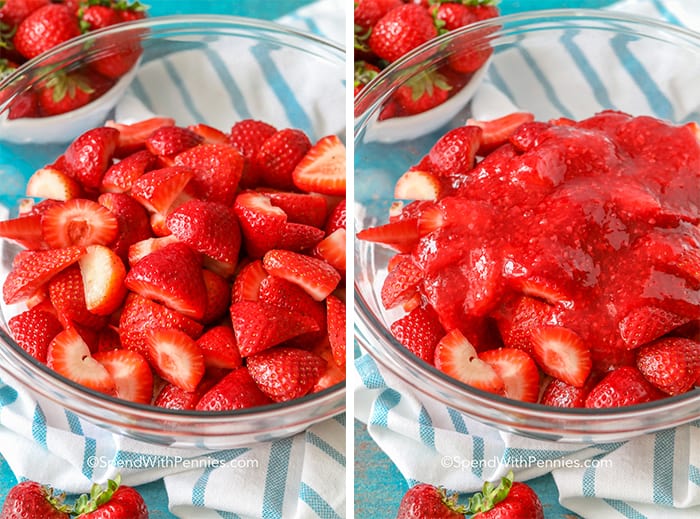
[466,470,515,514]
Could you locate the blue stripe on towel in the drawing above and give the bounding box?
[690,465,700,486]
[370,388,401,428]
[299,482,342,519]
[652,429,675,505]
[417,405,435,448]
[603,498,649,519]
[31,404,46,448]
[163,58,207,123]
[472,436,485,479]
[262,437,293,519]
[130,76,155,113]
[202,47,253,120]
[0,384,18,407]
[446,407,469,435]
[306,431,345,466]
[517,43,574,119]
[651,0,682,25]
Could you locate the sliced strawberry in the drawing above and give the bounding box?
[233,191,287,258]
[49,265,108,330]
[231,259,267,303]
[166,199,241,277]
[262,249,341,301]
[480,348,540,402]
[8,307,63,363]
[145,126,203,159]
[540,378,590,408]
[201,269,231,324]
[129,166,194,214]
[381,254,422,309]
[188,123,229,145]
[262,191,328,228]
[428,126,483,176]
[585,366,664,408]
[118,293,204,356]
[324,198,346,234]
[145,328,205,392]
[326,295,346,368]
[258,275,326,332]
[292,134,345,196]
[196,325,242,370]
[466,112,535,155]
[125,242,207,320]
[0,214,44,250]
[41,198,119,249]
[4,246,85,305]
[229,300,320,357]
[106,117,176,157]
[63,127,120,189]
[228,119,278,188]
[636,337,700,395]
[390,305,445,364]
[314,228,346,275]
[78,244,127,316]
[93,349,153,404]
[417,203,443,235]
[531,326,592,387]
[26,166,81,201]
[101,150,157,193]
[276,222,325,252]
[47,327,116,394]
[127,234,179,267]
[174,143,244,205]
[247,346,326,402]
[434,329,505,394]
[356,218,420,253]
[394,170,442,200]
[97,192,152,262]
[312,340,346,392]
[154,382,204,411]
[618,305,689,349]
[255,128,312,190]
[196,367,272,411]
[495,295,563,356]
[96,326,121,353]
[516,278,573,307]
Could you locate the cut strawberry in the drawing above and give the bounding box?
[495,295,563,356]
[125,242,207,320]
[228,119,278,188]
[417,204,444,235]
[428,125,482,176]
[41,198,119,249]
[516,278,573,307]
[201,269,231,324]
[466,112,535,155]
[188,123,230,145]
[26,166,81,201]
[381,254,422,309]
[390,305,445,364]
[195,325,242,370]
[585,366,664,408]
[480,348,540,402]
[145,125,203,159]
[258,275,326,332]
[312,342,346,392]
[276,222,325,252]
[314,228,346,275]
[100,150,157,193]
[636,337,700,395]
[106,117,176,157]
[434,329,505,394]
[255,128,312,190]
[292,134,346,196]
[356,219,420,253]
[63,127,120,189]
[231,259,266,303]
[262,249,341,301]
[96,326,121,353]
[540,378,590,408]
[263,191,328,228]
[4,246,85,305]
[93,349,153,404]
[233,191,287,258]
[196,367,272,411]
[326,295,346,368]
[246,346,326,402]
[47,327,116,394]
[78,244,127,316]
[154,382,204,411]
[0,214,44,250]
[145,328,205,392]
[174,143,244,206]
[531,326,592,387]
[8,307,63,363]
[97,192,152,262]
[618,305,689,349]
[48,265,108,330]
[129,166,194,214]
[324,198,346,234]
[229,300,320,357]
[127,235,179,267]
[394,170,442,200]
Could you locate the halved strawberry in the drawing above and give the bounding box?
[188,123,229,145]
[428,125,482,176]
[585,366,664,408]
[231,259,266,303]
[0,214,44,250]
[195,325,242,370]
[196,367,272,411]
[48,265,108,330]
[145,126,203,159]
[262,249,341,301]
[495,295,563,355]
[292,134,345,196]
[247,346,326,402]
[417,204,444,235]
[201,269,231,324]
[390,305,445,364]
[434,329,505,394]
[326,295,346,368]
[41,198,119,249]
[233,191,287,258]
[47,327,116,394]
[258,275,326,332]
[531,326,592,387]
[97,192,152,262]
[466,112,535,155]
[26,166,81,201]
[255,128,312,190]
[636,337,700,395]
[78,244,127,316]
[228,119,278,188]
[93,349,154,404]
[276,222,325,252]
[515,278,573,307]
[312,339,346,392]
[314,228,346,275]
[263,191,328,228]
[145,328,205,392]
[174,143,244,206]
[127,235,179,267]
[618,305,689,350]
[540,378,590,408]
[4,246,85,304]
[381,254,422,309]
[324,198,346,234]
[394,170,442,200]
[129,166,194,214]
[230,300,320,357]
[63,127,120,189]
[106,117,176,157]
[356,219,420,253]
[479,348,540,402]
[100,150,157,193]
[9,307,63,363]
[125,242,207,320]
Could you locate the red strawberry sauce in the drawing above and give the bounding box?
[410,111,700,366]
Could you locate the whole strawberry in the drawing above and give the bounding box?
[369,3,437,63]
[468,472,544,519]
[13,3,80,60]
[0,480,71,519]
[38,71,95,116]
[72,475,148,519]
[396,483,466,519]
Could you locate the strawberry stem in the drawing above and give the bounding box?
[466,470,514,514]
[72,474,121,516]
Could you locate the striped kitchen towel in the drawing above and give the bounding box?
[355,1,700,518]
[0,1,346,518]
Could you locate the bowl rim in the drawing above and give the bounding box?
[0,14,346,435]
[353,8,700,438]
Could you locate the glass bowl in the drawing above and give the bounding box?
[354,9,700,443]
[0,16,345,449]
